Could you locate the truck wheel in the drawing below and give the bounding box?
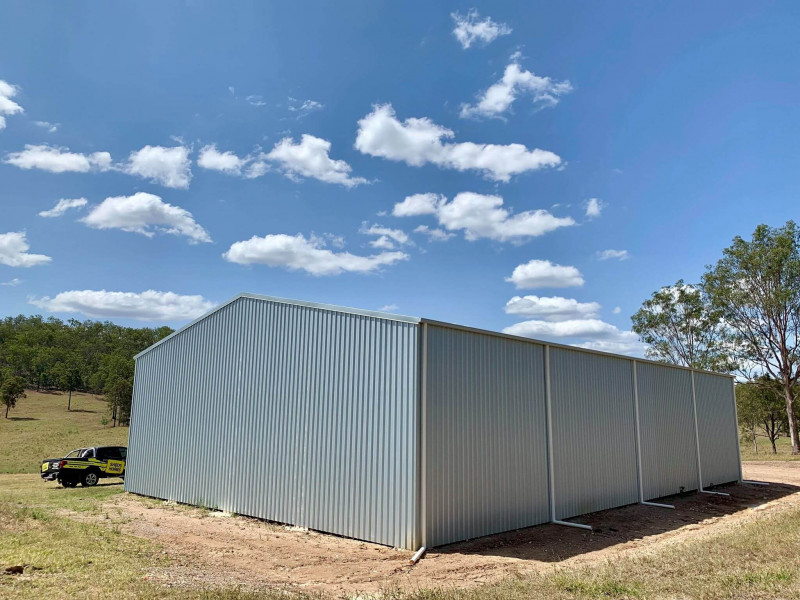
[81,470,99,487]
[61,478,78,488]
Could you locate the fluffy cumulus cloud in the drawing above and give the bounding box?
[0,231,51,267]
[5,144,112,173]
[597,249,630,261]
[392,193,445,217]
[0,79,24,130]
[265,134,367,187]
[30,290,214,321]
[504,295,601,321]
[585,197,603,218]
[197,144,249,175]
[506,259,584,289]
[38,198,88,218]
[502,318,644,355]
[34,120,58,133]
[222,233,408,276]
[451,9,511,49]
[460,58,572,119]
[355,104,561,182]
[81,192,211,243]
[394,192,574,243]
[125,145,192,189]
[360,223,411,250]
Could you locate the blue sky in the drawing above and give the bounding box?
[1,2,799,355]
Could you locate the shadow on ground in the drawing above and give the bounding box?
[434,480,798,562]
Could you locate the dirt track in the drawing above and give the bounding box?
[96,461,800,595]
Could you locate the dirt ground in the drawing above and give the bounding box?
[93,462,800,596]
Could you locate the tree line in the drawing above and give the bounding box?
[0,315,172,423]
[632,220,800,454]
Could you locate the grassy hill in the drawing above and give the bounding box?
[0,390,128,474]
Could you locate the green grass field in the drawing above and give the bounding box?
[739,434,800,462]
[0,390,129,474]
[2,389,800,599]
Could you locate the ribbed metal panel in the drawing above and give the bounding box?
[424,325,550,547]
[126,296,420,549]
[636,363,699,499]
[694,372,740,487]
[550,348,639,519]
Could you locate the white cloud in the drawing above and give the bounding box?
[125,145,192,189]
[506,259,584,289]
[222,233,408,276]
[451,9,511,49]
[414,225,454,242]
[246,94,267,107]
[197,144,249,175]
[460,60,572,119]
[34,120,58,133]
[597,249,630,261]
[288,97,324,118]
[395,192,574,243]
[393,193,445,217]
[355,104,561,182]
[0,79,23,130]
[502,318,645,356]
[360,223,410,250]
[379,304,399,312]
[1,277,21,286]
[81,192,211,244]
[585,198,603,218]
[30,289,214,321]
[38,198,88,218]
[265,134,366,187]
[612,306,622,314]
[0,232,51,267]
[5,144,112,173]
[504,295,601,321]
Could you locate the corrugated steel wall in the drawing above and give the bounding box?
[126,296,420,549]
[636,363,699,499]
[423,325,550,547]
[549,348,639,519]
[694,372,741,487]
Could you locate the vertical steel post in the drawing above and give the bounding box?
[633,360,674,508]
[419,322,428,549]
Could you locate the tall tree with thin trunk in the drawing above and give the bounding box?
[631,280,732,371]
[703,221,800,454]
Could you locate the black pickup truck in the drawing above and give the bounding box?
[40,448,87,481]
[51,446,127,488]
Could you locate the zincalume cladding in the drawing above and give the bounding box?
[128,294,741,550]
[127,296,420,549]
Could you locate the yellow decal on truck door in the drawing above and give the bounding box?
[106,460,124,475]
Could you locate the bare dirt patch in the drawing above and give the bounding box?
[89,461,800,596]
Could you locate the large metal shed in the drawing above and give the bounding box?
[126,293,742,551]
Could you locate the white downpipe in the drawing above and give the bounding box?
[419,323,428,551]
[632,361,675,509]
[545,345,593,531]
[410,546,427,565]
[742,480,769,486]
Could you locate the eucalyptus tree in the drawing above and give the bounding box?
[703,221,800,454]
[631,279,732,371]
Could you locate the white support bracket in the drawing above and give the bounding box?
[642,500,675,509]
[544,346,593,533]
[553,519,592,530]
[742,480,769,486]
